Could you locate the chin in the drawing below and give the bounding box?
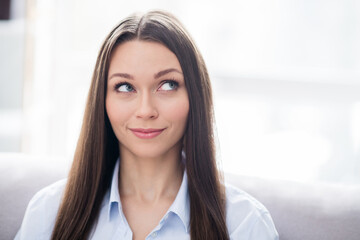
[121,143,182,160]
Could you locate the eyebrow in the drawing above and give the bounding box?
[108,68,182,81]
[108,73,134,80]
[154,68,183,79]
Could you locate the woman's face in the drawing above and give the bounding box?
[106,40,189,159]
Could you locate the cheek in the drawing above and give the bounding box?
[105,97,117,125]
[105,96,132,127]
[161,96,189,125]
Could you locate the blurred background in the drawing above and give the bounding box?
[1,0,359,185]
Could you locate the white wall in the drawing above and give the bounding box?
[1,0,360,184]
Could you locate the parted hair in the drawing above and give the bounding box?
[51,10,229,240]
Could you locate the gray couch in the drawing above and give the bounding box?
[1,153,360,240]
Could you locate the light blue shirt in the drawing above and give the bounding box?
[15,159,279,240]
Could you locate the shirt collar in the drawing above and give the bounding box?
[167,169,190,232]
[108,158,122,221]
[107,158,190,232]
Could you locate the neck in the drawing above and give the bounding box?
[118,146,184,203]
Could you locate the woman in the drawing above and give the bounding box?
[16,10,278,240]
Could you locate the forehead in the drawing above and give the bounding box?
[108,40,182,75]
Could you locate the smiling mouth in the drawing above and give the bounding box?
[129,128,166,139]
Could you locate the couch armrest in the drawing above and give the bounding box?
[0,153,68,239]
[225,173,360,240]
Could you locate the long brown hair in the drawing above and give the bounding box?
[51,10,229,240]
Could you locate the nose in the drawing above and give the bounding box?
[135,92,159,119]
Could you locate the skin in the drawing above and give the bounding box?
[106,40,189,240]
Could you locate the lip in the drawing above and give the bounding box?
[129,128,166,139]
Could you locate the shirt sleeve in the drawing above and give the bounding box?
[14,179,66,240]
[225,183,279,240]
[229,211,279,240]
[249,212,279,240]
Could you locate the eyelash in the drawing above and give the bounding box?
[113,79,179,93]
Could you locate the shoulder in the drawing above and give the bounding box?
[15,179,67,240]
[225,184,279,240]
[24,179,67,219]
[28,179,67,206]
